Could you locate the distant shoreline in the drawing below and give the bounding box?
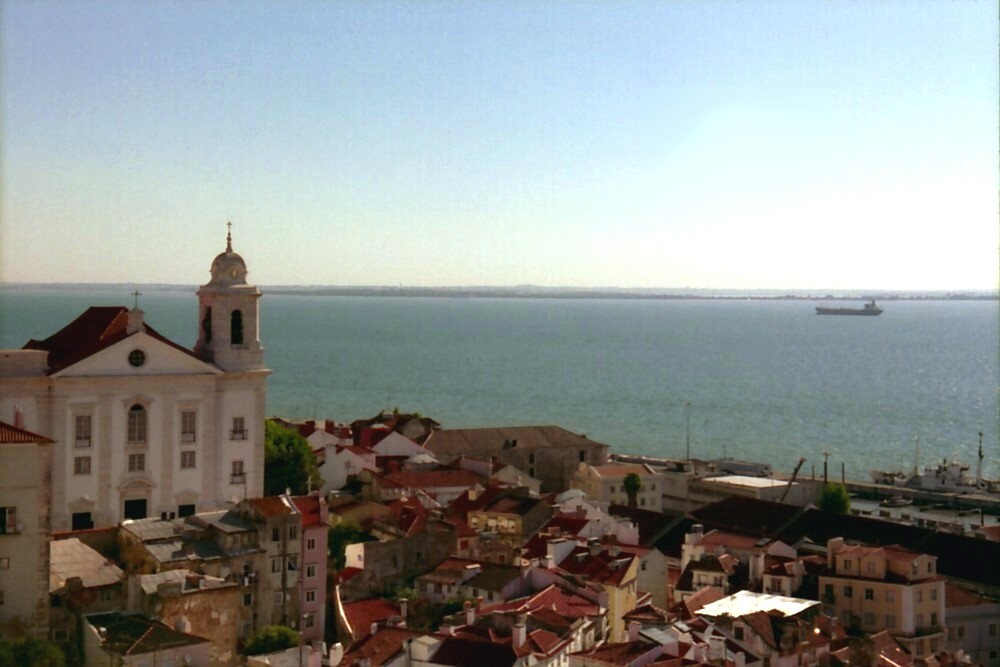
[1,283,997,301]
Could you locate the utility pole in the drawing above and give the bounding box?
[684,401,692,461]
[822,451,830,485]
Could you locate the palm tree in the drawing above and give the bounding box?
[623,472,641,507]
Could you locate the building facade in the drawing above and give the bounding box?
[0,421,53,638]
[0,231,269,530]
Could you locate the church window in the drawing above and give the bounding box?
[74,456,91,475]
[231,417,247,440]
[579,450,586,462]
[231,310,244,345]
[128,405,147,444]
[181,411,197,442]
[128,453,145,472]
[128,349,146,368]
[180,451,196,469]
[178,504,196,518]
[75,415,92,447]
[202,307,212,343]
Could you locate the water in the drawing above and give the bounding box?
[1,286,997,481]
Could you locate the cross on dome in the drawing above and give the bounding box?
[226,221,233,252]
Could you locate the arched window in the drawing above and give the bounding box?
[230,310,244,345]
[128,404,147,444]
[202,307,212,343]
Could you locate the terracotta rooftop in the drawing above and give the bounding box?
[247,495,296,518]
[342,626,427,667]
[385,469,484,490]
[23,306,203,374]
[557,546,637,586]
[342,597,404,641]
[292,494,324,527]
[696,530,770,551]
[486,583,601,619]
[0,420,54,445]
[426,425,606,453]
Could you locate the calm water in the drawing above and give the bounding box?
[1,287,997,481]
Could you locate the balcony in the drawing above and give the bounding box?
[230,473,247,485]
[230,430,248,441]
[75,437,91,448]
[181,432,196,443]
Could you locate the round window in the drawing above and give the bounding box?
[128,349,146,367]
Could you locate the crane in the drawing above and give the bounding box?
[780,457,807,503]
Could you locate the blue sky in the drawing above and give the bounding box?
[2,1,996,289]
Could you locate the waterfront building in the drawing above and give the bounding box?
[0,231,269,530]
[0,420,53,638]
[818,538,946,658]
[425,425,610,493]
[571,462,665,511]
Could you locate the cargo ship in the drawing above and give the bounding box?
[815,299,883,316]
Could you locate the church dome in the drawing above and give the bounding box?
[207,226,249,287]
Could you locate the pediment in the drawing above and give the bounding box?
[53,331,221,378]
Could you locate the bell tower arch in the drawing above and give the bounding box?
[194,224,264,371]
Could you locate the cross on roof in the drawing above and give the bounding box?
[131,289,142,309]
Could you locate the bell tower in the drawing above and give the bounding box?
[194,224,264,371]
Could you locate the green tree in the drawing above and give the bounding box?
[264,420,322,496]
[818,483,850,514]
[623,472,641,507]
[243,625,299,656]
[0,637,66,667]
[328,522,377,570]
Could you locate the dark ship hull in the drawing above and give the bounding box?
[816,300,883,316]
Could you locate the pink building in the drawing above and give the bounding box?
[293,493,329,645]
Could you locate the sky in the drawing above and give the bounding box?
[1,1,997,290]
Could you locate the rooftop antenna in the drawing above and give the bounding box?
[913,435,921,476]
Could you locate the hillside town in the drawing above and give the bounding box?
[1,236,998,667]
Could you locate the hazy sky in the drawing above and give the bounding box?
[2,1,997,290]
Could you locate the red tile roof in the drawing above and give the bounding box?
[572,640,660,665]
[0,420,54,445]
[247,496,295,518]
[292,495,324,527]
[342,598,403,641]
[386,469,484,491]
[23,306,203,374]
[342,626,426,667]
[485,583,600,619]
[557,546,637,586]
[431,636,522,667]
[526,628,565,655]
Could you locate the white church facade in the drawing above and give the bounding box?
[0,230,269,531]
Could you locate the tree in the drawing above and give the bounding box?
[243,625,299,656]
[328,521,377,570]
[0,637,66,667]
[264,420,322,496]
[818,483,850,514]
[623,472,641,507]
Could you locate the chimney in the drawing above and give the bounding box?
[464,600,475,626]
[12,406,24,430]
[628,620,641,642]
[827,537,845,569]
[610,545,621,557]
[513,614,527,648]
[370,622,379,636]
[126,308,145,334]
[399,598,408,622]
[750,552,765,583]
[542,554,554,569]
[736,652,746,667]
[709,635,725,661]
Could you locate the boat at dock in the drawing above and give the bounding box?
[815,299,883,316]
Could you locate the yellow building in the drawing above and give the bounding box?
[818,538,945,657]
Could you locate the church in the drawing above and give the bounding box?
[0,230,269,531]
